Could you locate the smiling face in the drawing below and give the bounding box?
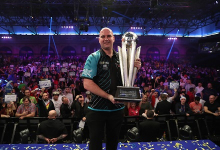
[99,28,115,51]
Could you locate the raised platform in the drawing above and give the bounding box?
[0,140,219,150]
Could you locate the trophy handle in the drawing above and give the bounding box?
[122,41,128,86]
[118,46,124,86]
[128,41,136,87]
[132,46,141,86]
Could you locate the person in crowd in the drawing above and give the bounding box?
[204,95,220,116]
[195,82,204,95]
[38,88,55,117]
[37,110,68,144]
[175,96,192,116]
[15,96,36,119]
[179,78,185,88]
[139,94,153,116]
[82,27,141,150]
[149,89,160,108]
[139,110,162,142]
[201,83,218,102]
[187,87,195,104]
[60,96,72,118]
[20,89,37,104]
[0,101,16,117]
[155,93,172,115]
[156,81,164,92]
[174,88,189,104]
[71,94,88,121]
[17,83,26,102]
[64,86,73,106]
[57,88,65,102]
[85,91,91,103]
[184,79,195,93]
[189,96,203,114]
[51,91,62,117]
[127,102,140,116]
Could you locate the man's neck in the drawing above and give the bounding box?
[103,49,113,58]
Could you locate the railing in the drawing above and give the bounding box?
[0,114,220,144]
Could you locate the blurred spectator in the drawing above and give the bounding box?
[175,96,192,116]
[139,94,153,116]
[195,82,204,95]
[155,93,172,115]
[17,84,26,102]
[71,95,88,120]
[20,89,37,104]
[64,86,73,106]
[201,83,218,102]
[149,89,160,109]
[0,101,16,117]
[189,96,203,114]
[52,91,62,117]
[85,91,91,103]
[187,87,195,104]
[185,79,196,93]
[38,88,55,117]
[15,96,36,119]
[204,95,220,116]
[60,96,72,118]
[127,102,140,116]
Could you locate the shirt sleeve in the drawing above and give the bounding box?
[81,51,100,79]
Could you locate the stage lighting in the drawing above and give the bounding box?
[73,128,83,143]
[20,129,30,144]
[84,25,88,32]
[179,125,193,140]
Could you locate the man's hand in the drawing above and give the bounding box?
[186,113,190,116]
[213,113,219,116]
[82,117,86,121]
[22,111,28,116]
[41,88,45,92]
[107,94,116,104]
[50,138,58,143]
[45,138,50,144]
[20,116,25,119]
[134,58,141,70]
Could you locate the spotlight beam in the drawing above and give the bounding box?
[166,29,179,61]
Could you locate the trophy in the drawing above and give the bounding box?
[115,32,141,102]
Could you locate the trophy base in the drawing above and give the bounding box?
[114,86,141,102]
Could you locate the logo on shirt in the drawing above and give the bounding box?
[82,69,92,77]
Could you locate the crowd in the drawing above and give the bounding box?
[0,55,220,120]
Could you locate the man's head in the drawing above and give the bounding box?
[25,89,30,97]
[62,96,69,105]
[209,95,215,104]
[146,110,154,119]
[180,96,186,105]
[77,95,84,103]
[48,110,57,119]
[198,82,202,87]
[153,91,159,98]
[99,27,115,51]
[57,88,62,94]
[187,79,191,84]
[23,96,31,106]
[142,95,148,102]
[160,93,168,101]
[181,88,186,95]
[65,87,70,93]
[53,91,59,100]
[207,83,212,89]
[43,93,49,100]
[194,96,200,104]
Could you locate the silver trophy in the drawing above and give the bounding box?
[115,32,141,102]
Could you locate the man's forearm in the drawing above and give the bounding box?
[38,135,47,140]
[83,79,110,99]
[57,134,67,140]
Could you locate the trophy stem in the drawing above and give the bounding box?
[118,46,124,86]
[132,46,141,86]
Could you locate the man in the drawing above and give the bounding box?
[57,88,64,102]
[149,89,160,109]
[15,96,36,119]
[204,95,220,116]
[60,96,72,118]
[195,82,204,95]
[52,91,62,117]
[20,89,37,104]
[71,95,88,121]
[175,96,192,116]
[184,79,195,93]
[201,83,218,102]
[82,27,141,150]
[189,96,203,114]
[155,93,172,115]
[37,110,67,143]
[139,110,161,142]
[64,86,73,106]
[38,88,55,117]
[17,83,26,102]
[139,94,153,115]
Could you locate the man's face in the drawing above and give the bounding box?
[142,95,147,102]
[208,83,212,89]
[78,95,84,102]
[63,98,69,104]
[53,95,59,100]
[23,99,30,106]
[154,92,158,97]
[198,83,202,87]
[43,93,48,100]
[25,90,30,96]
[209,95,215,103]
[180,98,186,104]
[65,88,70,93]
[99,28,115,51]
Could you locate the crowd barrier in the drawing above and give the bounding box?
[0,114,220,144]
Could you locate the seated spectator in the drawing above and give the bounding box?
[175,96,192,116]
[60,96,72,118]
[189,96,203,114]
[37,110,68,144]
[184,79,195,93]
[84,91,91,103]
[51,91,62,117]
[201,83,218,102]
[71,95,88,120]
[149,89,160,109]
[38,88,55,117]
[17,83,26,102]
[155,93,172,115]
[127,102,140,116]
[20,89,37,104]
[187,87,195,104]
[0,101,16,117]
[139,110,162,142]
[204,95,220,116]
[64,86,73,106]
[15,96,36,119]
[195,82,204,95]
[139,94,153,115]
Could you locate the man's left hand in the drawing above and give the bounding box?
[134,58,141,70]
[50,138,58,143]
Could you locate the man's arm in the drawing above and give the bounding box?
[204,106,218,116]
[50,134,68,143]
[83,78,115,103]
[38,135,50,143]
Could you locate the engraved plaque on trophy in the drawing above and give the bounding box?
[115,32,141,102]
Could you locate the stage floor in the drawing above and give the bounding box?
[0,140,219,150]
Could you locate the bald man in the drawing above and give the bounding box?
[37,110,67,144]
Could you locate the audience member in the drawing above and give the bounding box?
[51,91,62,117]
[0,101,16,117]
[195,82,204,95]
[189,96,203,114]
[20,89,37,104]
[71,95,88,120]
[155,93,172,115]
[127,102,140,116]
[139,94,153,115]
[60,96,72,118]
[204,95,220,116]
[202,83,218,102]
[175,96,192,116]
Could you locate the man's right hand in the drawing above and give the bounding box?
[45,138,50,144]
[107,94,116,104]
[213,113,219,116]
[22,111,28,116]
